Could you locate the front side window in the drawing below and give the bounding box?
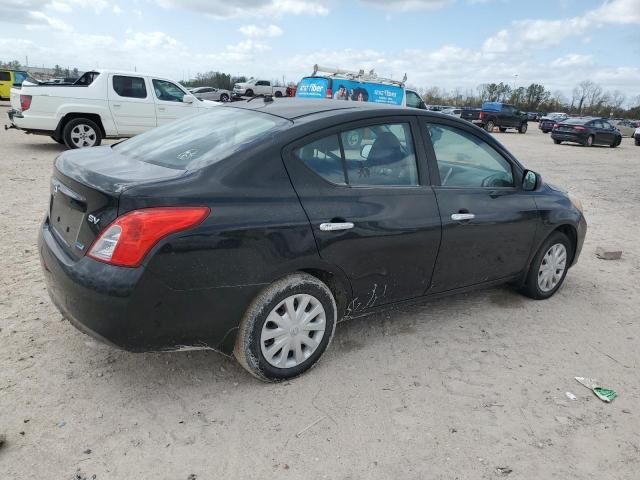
[256,81,269,86]
[426,124,513,188]
[113,75,147,99]
[295,123,419,187]
[153,79,187,102]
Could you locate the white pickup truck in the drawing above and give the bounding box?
[232,78,287,98]
[7,69,219,148]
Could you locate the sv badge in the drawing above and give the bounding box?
[87,214,100,225]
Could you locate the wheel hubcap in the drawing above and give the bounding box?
[537,243,567,292]
[260,294,326,369]
[70,124,97,147]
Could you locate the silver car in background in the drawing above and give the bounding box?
[189,86,231,102]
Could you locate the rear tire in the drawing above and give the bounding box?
[583,135,594,147]
[521,231,573,300]
[485,120,495,132]
[62,118,102,149]
[234,273,337,381]
[519,123,528,134]
[553,139,561,145]
[274,91,283,98]
[635,138,640,146]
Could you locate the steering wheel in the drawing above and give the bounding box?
[481,172,511,188]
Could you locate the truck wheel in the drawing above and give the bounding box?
[219,93,229,102]
[63,118,102,149]
[234,273,337,381]
[245,89,254,97]
[274,91,283,98]
[485,121,495,132]
[519,123,528,134]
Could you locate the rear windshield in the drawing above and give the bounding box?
[113,107,292,170]
[562,118,589,125]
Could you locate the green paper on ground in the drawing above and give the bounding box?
[575,377,618,403]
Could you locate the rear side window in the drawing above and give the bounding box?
[113,107,291,170]
[113,75,147,98]
[295,123,419,187]
[0,71,10,81]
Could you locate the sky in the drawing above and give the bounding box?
[1,0,639,103]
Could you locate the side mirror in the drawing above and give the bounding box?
[360,144,372,159]
[522,170,540,191]
[183,94,195,104]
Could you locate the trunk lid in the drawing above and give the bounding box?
[50,145,185,260]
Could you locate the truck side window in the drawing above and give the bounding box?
[153,79,186,102]
[405,91,424,109]
[113,75,147,99]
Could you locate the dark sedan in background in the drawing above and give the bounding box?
[551,117,622,147]
[39,100,586,381]
[539,113,567,133]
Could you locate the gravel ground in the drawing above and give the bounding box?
[1,103,639,480]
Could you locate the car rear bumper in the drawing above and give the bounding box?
[550,131,587,143]
[39,219,263,354]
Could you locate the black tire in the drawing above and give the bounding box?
[234,273,337,381]
[50,135,65,145]
[635,138,640,146]
[485,120,495,132]
[553,139,561,145]
[245,89,254,97]
[519,123,528,134]
[521,231,573,300]
[219,93,229,102]
[62,117,102,149]
[583,135,594,147]
[499,127,507,133]
[274,91,283,98]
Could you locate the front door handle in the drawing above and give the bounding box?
[451,213,475,221]
[320,222,354,232]
[158,107,166,112]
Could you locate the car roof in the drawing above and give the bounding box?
[227,98,409,120]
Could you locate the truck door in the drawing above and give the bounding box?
[152,79,199,125]
[108,74,156,135]
[255,80,270,95]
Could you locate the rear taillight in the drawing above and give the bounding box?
[573,126,585,131]
[553,123,559,129]
[88,207,210,267]
[20,94,32,111]
[326,88,332,99]
[479,112,485,120]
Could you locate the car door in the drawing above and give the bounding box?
[108,74,156,135]
[420,119,539,293]
[255,80,270,95]
[283,116,442,310]
[591,120,610,144]
[152,78,199,125]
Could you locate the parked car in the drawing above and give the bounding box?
[610,119,636,137]
[0,68,29,99]
[295,64,426,110]
[460,107,481,123]
[526,112,539,121]
[441,107,462,117]
[477,102,528,133]
[551,117,622,147]
[190,86,231,103]
[539,113,567,133]
[634,126,640,146]
[7,69,219,148]
[233,78,287,97]
[39,99,586,380]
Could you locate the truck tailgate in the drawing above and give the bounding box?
[9,87,21,110]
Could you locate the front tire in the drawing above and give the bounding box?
[519,123,528,134]
[234,273,337,381]
[583,135,594,147]
[521,231,572,300]
[635,138,640,146]
[244,89,254,97]
[553,139,561,145]
[63,118,102,149]
[220,93,229,102]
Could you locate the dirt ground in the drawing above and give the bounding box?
[1,103,639,480]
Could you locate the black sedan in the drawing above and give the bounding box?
[551,117,622,147]
[39,99,587,380]
[539,115,567,133]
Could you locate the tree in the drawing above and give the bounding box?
[72,67,79,77]
[53,64,63,76]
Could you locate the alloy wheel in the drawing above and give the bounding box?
[70,124,98,148]
[537,243,567,292]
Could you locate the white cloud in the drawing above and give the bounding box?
[551,54,593,68]
[155,0,328,19]
[26,11,72,32]
[124,31,180,49]
[112,5,122,14]
[359,0,452,10]
[239,24,283,38]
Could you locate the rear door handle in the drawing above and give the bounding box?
[451,213,475,221]
[320,222,354,232]
[158,107,166,112]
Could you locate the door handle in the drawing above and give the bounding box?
[158,107,166,111]
[451,213,475,221]
[112,104,121,108]
[320,222,354,232]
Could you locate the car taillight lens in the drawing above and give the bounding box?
[479,112,485,120]
[326,88,332,99]
[88,207,210,267]
[553,123,559,129]
[20,94,32,111]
